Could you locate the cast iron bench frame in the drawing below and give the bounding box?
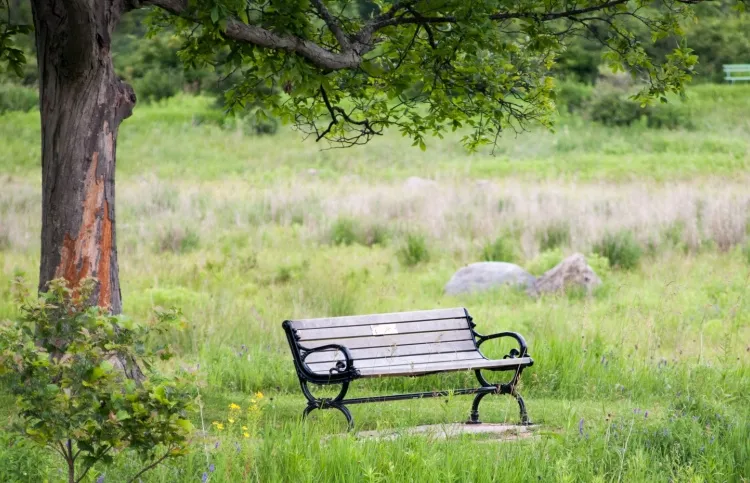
[282,307,534,430]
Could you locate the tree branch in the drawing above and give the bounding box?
[127,446,174,483]
[140,0,363,70]
[224,19,361,69]
[489,0,631,21]
[310,0,351,50]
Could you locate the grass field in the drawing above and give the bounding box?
[0,83,749,482]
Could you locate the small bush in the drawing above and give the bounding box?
[330,217,360,246]
[646,102,694,130]
[362,224,390,247]
[132,70,182,103]
[593,231,642,270]
[481,236,520,263]
[157,226,201,253]
[555,81,594,114]
[586,252,612,278]
[0,279,195,483]
[538,222,571,251]
[397,233,430,266]
[0,83,38,114]
[526,248,564,276]
[588,92,643,126]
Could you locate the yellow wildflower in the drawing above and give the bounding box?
[229,403,241,411]
[250,399,256,404]
[228,418,235,424]
[242,426,248,431]
[243,432,250,438]
[211,421,224,431]
[255,391,264,399]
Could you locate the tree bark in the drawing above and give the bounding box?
[31,0,135,313]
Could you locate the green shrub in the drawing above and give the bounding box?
[330,217,360,246]
[362,224,390,247]
[132,69,182,103]
[538,222,571,251]
[397,233,430,266]
[0,83,38,114]
[192,109,226,127]
[0,279,195,483]
[586,252,612,278]
[645,102,693,130]
[156,226,201,253]
[593,231,643,270]
[588,92,643,126]
[555,81,594,114]
[480,236,520,263]
[526,248,564,276]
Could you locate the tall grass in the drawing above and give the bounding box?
[0,86,749,482]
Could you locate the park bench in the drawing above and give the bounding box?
[283,307,534,430]
[723,64,750,83]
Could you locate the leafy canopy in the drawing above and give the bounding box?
[151,0,732,149]
[2,0,748,149]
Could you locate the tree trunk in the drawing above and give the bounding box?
[31,0,135,313]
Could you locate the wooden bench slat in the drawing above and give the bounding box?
[304,340,478,364]
[306,351,485,373]
[357,357,533,377]
[287,307,466,329]
[300,329,473,350]
[296,318,469,340]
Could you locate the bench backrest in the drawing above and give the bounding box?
[284,308,477,376]
[723,64,750,72]
[723,64,750,81]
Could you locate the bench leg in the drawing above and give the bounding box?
[303,402,354,431]
[514,391,530,425]
[466,391,490,424]
[299,380,355,431]
[468,368,531,425]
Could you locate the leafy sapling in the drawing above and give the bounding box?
[0,278,196,483]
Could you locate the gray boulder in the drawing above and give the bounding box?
[444,262,536,295]
[531,253,601,296]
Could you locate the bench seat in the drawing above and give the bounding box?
[283,307,534,429]
[355,357,534,377]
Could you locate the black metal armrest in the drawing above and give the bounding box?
[475,331,530,359]
[299,343,357,376]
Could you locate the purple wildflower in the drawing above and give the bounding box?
[644,411,648,418]
[234,442,241,453]
[96,476,104,483]
[214,440,220,449]
[578,418,584,436]
[201,473,208,483]
[209,464,215,473]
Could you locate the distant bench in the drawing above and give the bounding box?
[282,307,534,430]
[723,64,750,83]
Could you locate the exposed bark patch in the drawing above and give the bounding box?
[54,152,112,305]
[98,200,113,306]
